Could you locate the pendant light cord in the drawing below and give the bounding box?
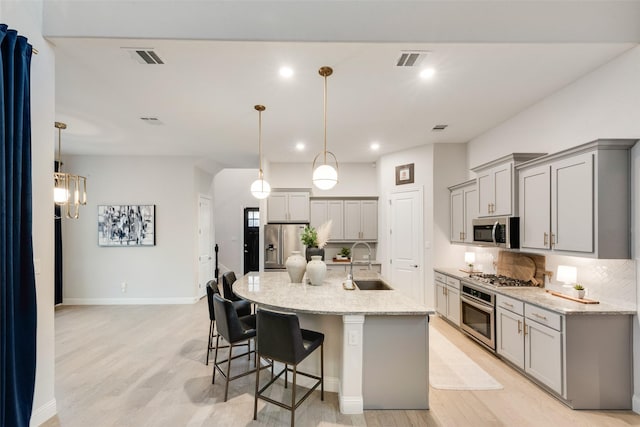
[323,72,327,164]
[255,105,266,180]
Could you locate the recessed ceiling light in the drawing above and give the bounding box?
[420,68,436,79]
[295,142,305,151]
[279,67,294,78]
[370,142,380,151]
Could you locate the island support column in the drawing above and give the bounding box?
[339,314,365,414]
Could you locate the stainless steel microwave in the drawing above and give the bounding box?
[472,217,520,248]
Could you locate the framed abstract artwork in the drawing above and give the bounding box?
[98,205,156,246]
[395,163,414,185]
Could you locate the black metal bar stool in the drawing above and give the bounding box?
[253,309,324,426]
[212,294,270,402]
[205,279,251,365]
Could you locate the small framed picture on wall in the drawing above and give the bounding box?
[395,163,414,185]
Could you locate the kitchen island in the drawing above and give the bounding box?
[233,270,432,414]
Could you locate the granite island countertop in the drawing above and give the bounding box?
[234,270,431,316]
[434,267,635,316]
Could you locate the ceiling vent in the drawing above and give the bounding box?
[396,51,428,67]
[140,117,163,125]
[432,124,448,131]
[122,48,165,65]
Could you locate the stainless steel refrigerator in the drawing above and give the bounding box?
[264,223,307,269]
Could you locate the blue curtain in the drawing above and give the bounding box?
[0,23,37,427]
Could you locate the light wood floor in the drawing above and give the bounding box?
[42,299,640,427]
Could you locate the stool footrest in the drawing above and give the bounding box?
[256,366,322,411]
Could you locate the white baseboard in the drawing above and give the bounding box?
[30,398,57,427]
[63,297,199,305]
[632,394,640,414]
[339,394,364,414]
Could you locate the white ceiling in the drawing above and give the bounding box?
[48,1,640,169]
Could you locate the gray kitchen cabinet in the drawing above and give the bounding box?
[497,296,563,396]
[267,191,310,223]
[310,199,344,240]
[449,179,477,244]
[434,272,460,326]
[496,293,632,409]
[517,139,636,258]
[344,200,377,240]
[472,153,545,218]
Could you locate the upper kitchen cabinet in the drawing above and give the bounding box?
[449,179,477,244]
[310,199,344,240]
[267,190,310,223]
[517,139,637,258]
[344,199,378,240]
[472,153,546,217]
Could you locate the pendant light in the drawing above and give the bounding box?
[312,66,339,190]
[54,121,87,219]
[250,105,271,199]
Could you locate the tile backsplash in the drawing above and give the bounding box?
[466,248,637,310]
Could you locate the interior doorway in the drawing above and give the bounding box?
[244,208,260,274]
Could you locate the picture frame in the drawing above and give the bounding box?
[395,163,414,185]
[98,204,156,246]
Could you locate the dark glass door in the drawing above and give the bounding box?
[244,208,260,274]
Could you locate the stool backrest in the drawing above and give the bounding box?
[213,293,244,343]
[222,271,239,301]
[256,309,305,365]
[206,279,220,321]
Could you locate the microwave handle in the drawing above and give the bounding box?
[491,221,499,246]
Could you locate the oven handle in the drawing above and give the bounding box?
[461,294,494,314]
[491,221,499,246]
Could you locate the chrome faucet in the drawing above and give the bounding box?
[348,241,372,280]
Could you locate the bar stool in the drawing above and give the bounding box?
[212,294,270,402]
[253,309,324,426]
[205,279,251,365]
[222,271,242,301]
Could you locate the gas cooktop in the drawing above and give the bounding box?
[467,273,538,288]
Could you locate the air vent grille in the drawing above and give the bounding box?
[396,51,428,67]
[122,48,165,65]
[432,124,448,131]
[140,117,163,125]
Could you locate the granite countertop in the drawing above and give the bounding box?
[234,270,431,316]
[325,259,382,265]
[434,267,635,316]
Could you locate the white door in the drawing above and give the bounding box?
[389,188,423,302]
[198,195,213,298]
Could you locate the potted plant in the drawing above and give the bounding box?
[337,247,351,260]
[573,284,585,299]
[301,220,332,261]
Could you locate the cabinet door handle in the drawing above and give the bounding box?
[517,319,522,334]
[551,233,556,247]
[524,323,528,336]
[462,232,465,241]
[410,264,419,268]
[504,302,513,308]
[543,232,548,246]
[459,232,463,240]
[488,203,492,214]
[532,312,547,321]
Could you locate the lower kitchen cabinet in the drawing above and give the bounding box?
[496,294,632,409]
[434,272,460,326]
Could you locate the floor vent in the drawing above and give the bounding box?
[396,51,428,67]
[432,124,448,131]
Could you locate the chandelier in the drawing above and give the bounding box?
[54,122,87,219]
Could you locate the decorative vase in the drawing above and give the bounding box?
[285,251,307,283]
[306,255,327,286]
[305,247,325,262]
[573,289,585,299]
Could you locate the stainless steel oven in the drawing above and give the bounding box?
[460,282,495,351]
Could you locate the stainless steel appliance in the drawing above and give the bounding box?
[472,216,519,248]
[460,282,496,351]
[264,223,307,270]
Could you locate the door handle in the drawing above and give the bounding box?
[244,250,248,253]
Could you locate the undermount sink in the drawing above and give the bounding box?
[354,280,393,291]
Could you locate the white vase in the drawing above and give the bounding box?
[573,289,585,299]
[285,251,307,283]
[306,255,327,286]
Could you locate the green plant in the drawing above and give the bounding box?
[339,247,351,257]
[300,225,318,247]
[573,284,584,290]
